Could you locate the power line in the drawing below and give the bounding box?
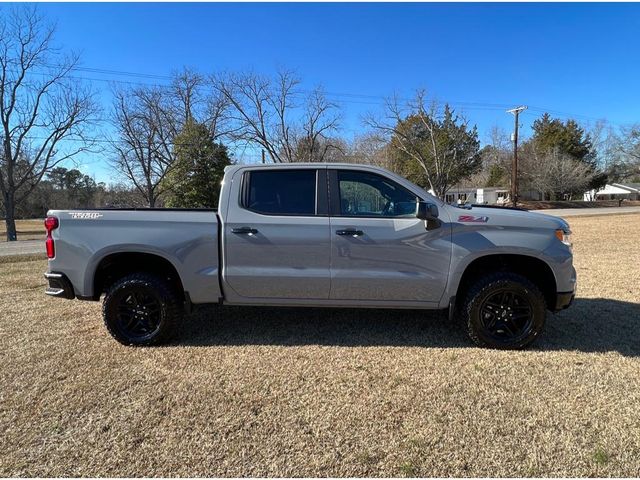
[7,64,632,141]
[72,64,512,108]
[27,63,628,127]
[18,61,629,128]
[72,66,172,81]
[12,135,263,151]
[524,107,611,125]
[33,63,524,112]
[61,64,625,123]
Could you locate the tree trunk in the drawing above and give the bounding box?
[3,192,18,241]
[146,179,156,208]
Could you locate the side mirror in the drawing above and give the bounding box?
[416,201,439,221]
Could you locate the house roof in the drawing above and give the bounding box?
[612,183,640,192]
[449,185,508,192]
[477,187,509,191]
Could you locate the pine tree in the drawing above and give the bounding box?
[530,113,607,195]
[390,104,481,197]
[163,120,232,208]
[531,113,594,164]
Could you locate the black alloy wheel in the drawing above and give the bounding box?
[460,272,546,349]
[114,287,163,341]
[103,273,181,346]
[478,289,534,343]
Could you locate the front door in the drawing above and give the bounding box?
[223,167,331,300]
[329,169,451,303]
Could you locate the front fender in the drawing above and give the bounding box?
[440,223,561,308]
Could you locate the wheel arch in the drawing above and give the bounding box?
[91,251,185,302]
[454,254,557,310]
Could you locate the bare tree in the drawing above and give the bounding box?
[0,7,97,240]
[171,67,230,140]
[212,70,340,162]
[293,135,347,163]
[365,90,481,197]
[171,68,201,125]
[526,148,595,200]
[110,86,176,207]
[294,88,341,162]
[111,69,232,207]
[486,126,512,167]
[616,125,640,179]
[348,132,395,169]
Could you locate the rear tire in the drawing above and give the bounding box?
[102,273,182,346]
[459,272,546,349]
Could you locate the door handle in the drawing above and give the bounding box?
[232,227,258,235]
[336,229,364,237]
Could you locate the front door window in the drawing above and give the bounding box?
[337,170,417,217]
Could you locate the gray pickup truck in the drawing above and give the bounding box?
[44,163,576,349]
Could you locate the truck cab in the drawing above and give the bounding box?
[220,164,451,307]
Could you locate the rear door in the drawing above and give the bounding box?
[223,167,331,300]
[328,168,451,303]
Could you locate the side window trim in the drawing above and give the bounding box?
[328,168,420,218]
[316,169,329,216]
[239,168,326,217]
[328,169,341,216]
[240,170,251,210]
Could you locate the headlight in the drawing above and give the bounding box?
[555,229,572,248]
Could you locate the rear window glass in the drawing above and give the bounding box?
[245,170,316,215]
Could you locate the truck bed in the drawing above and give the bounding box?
[46,209,221,304]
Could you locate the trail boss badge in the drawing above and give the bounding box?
[69,212,103,219]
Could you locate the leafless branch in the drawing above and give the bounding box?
[0,6,98,240]
[212,70,341,163]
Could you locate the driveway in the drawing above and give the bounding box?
[532,206,640,217]
[0,239,44,257]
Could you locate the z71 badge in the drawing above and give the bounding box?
[69,212,103,219]
[458,215,489,223]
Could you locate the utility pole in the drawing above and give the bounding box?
[507,105,527,207]
[261,149,265,164]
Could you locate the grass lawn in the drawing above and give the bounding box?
[0,219,45,241]
[0,214,639,476]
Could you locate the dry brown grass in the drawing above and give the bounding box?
[0,219,45,242]
[1,214,639,477]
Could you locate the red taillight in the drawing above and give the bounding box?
[45,216,58,232]
[45,216,59,259]
[45,237,55,258]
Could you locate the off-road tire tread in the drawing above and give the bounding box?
[102,272,181,346]
[459,271,546,350]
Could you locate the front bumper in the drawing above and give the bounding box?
[552,264,577,312]
[44,272,75,299]
[554,291,575,311]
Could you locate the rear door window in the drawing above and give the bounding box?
[244,169,317,215]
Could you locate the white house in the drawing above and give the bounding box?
[583,183,640,201]
[476,187,510,205]
[431,186,510,205]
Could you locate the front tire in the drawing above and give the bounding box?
[102,273,182,346]
[460,272,546,349]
